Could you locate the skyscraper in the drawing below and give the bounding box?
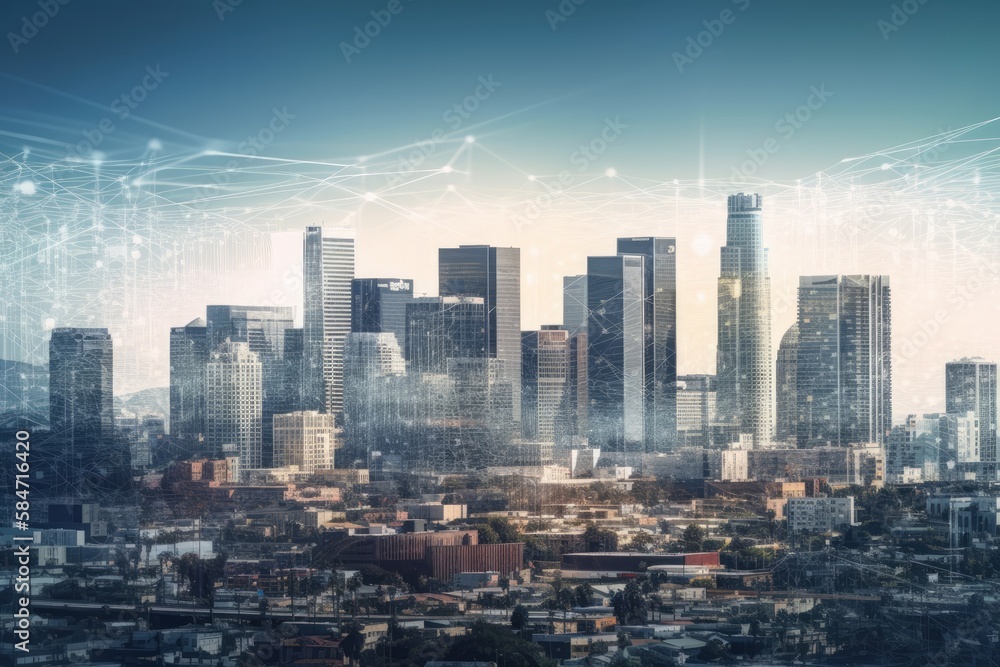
[351,278,414,350]
[677,374,716,448]
[169,317,209,447]
[562,275,588,336]
[49,328,120,497]
[775,323,799,444]
[717,193,773,446]
[521,326,570,443]
[616,237,677,451]
[206,304,295,467]
[587,254,645,451]
[405,296,486,374]
[795,275,892,448]
[565,331,588,445]
[303,227,355,417]
[439,245,521,421]
[206,341,263,469]
[946,357,997,463]
[343,331,408,465]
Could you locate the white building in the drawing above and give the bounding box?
[272,410,336,471]
[786,496,855,533]
[206,341,262,469]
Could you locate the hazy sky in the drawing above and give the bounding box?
[3,0,1000,418]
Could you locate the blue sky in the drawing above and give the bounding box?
[3,0,998,180]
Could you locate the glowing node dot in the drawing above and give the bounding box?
[881,163,891,170]
[132,235,142,244]
[14,181,36,195]
[95,260,104,268]
[364,192,377,201]
[447,184,456,192]
[131,250,141,259]
[148,139,162,151]
[465,135,475,144]
[43,318,55,331]
[441,166,453,173]
[605,168,617,178]
[528,175,536,181]
[673,179,679,185]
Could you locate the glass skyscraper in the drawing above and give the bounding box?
[775,323,799,444]
[717,193,773,446]
[439,245,521,422]
[587,254,645,451]
[49,328,119,498]
[946,357,997,463]
[616,237,677,452]
[169,317,209,450]
[562,275,588,337]
[351,278,414,350]
[521,326,570,444]
[303,227,355,417]
[795,275,892,448]
[206,340,263,469]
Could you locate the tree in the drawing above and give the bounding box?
[445,621,557,667]
[574,582,594,607]
[511,604,529,634]
[681,524,704,552]
[612,581,648,625]
[583,523,618,552]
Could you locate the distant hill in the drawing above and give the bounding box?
[115,387,169,419]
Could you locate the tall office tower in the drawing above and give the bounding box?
[303,226,355,417]
[795,275,892,448]
[279,328,305,414]
[617,237,678,452]
[946,357,998,463]
[405,296,486,374]
[677,374,716,448]
[273,411,336,471]
[206,341,263,470]
[521,326,570,443]
[169,317,209,448]
[717,193,774,446]
[587,254,646,451]
[206,305,294,466]
[439,245,521,421]
[775,324,799,444]
[343,332,408,466]
[351,278,414,349]
[564,332,588,445]
[563,275,589,336]
[49,328,119,497]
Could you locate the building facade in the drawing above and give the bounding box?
[795,275,892,448]
[521,326,570,443]
[616,237,677,452]
[303,227,355,417]
[946,357,997,463]
[272,411,336,471]
[169,317,209,447]
[587,254,645,451]
[206,341,263,469]
[351,277,414,350]
[717,193,773,446]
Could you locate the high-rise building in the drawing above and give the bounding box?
[521,326,570,443]
[946,357,998,463]
[717,193,774,446]
[351,278,414,350]
[617,237,677,451]
[303,227,355,417]
[887,414,949,482]
[587,254,645,451]
[343,332,408,465]
[677,374,716,448]
[405,296,486,374]
[206,341,263,469]
[49,328,119,497]
[280,327,305,415]
[206,305,294,467]
[562,275,588,336]
[273,411,336,471]
[169,317,209,447]
[439,245,521,421]
[565,331,588,445]
[775,323,799,444]
[795,275,892,448]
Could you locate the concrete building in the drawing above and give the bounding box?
[786,496,855,533]
[272,411,336,471]
[206,341,262,469]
